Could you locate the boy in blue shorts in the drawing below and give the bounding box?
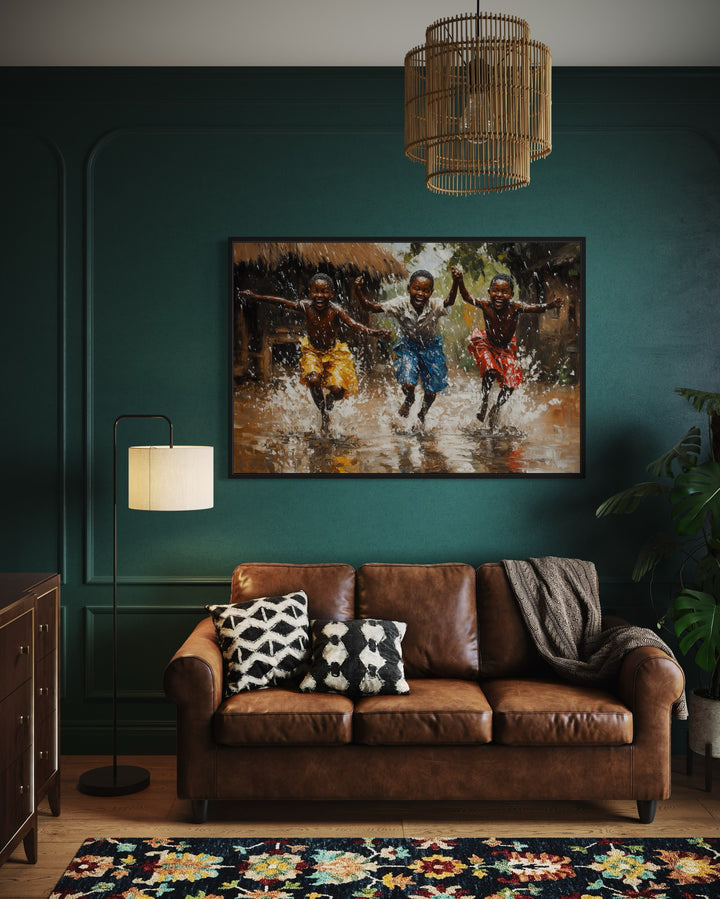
[353,268,458,424]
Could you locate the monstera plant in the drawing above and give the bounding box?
[596,388,720,701]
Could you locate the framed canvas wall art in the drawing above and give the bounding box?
[229,238,584,478]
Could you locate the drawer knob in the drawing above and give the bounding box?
[39,686,48,696]
[39,750,49,760]
[19,714,30,725]
[18,644,30,655]
[39,623,49,633]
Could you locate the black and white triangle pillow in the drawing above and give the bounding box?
[300,618,410,698]
[206,591,310,694]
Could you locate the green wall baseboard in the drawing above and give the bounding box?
[61,722,177,756]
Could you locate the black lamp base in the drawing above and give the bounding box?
[78,764,151,796]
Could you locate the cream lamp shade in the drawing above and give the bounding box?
[128,445,214,511]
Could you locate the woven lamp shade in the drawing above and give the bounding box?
[404,43,428,164]
[404,12,551,196]
[530,39,552,161]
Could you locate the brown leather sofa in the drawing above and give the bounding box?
[164,562,685,824]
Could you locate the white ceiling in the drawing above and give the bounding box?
[2,0,720,68]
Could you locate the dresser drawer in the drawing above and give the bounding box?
[35,652,57,721]
[0,611,33,701]
[35,653,58,794]
[35,586,58,660]
[0,681,33,764]
[0,749,33,848]
[35,711,57,791]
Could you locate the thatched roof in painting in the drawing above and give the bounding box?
[233,241,407,282]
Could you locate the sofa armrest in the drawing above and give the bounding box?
[164,616,223,714]
[615,645,685,800]
[164,617,224,802]
[616,645,685,729]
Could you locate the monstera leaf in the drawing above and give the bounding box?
[670,460,720,537]
[673,589,720,673]
[631,532,685,582]
[675,388,720,418]
[595,482,668,518]
[646,427,702,478]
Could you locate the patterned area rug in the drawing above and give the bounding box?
[50,836,720,898]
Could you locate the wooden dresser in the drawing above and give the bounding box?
[0,574,60,866]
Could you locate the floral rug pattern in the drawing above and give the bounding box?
[50,837,720,899]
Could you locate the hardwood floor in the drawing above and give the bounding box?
[2,754,720,899]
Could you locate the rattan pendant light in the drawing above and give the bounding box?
[404,8,551,196]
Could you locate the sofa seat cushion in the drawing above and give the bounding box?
[482,678,633,746]
[353,679,493,745]
[213,687,353,746]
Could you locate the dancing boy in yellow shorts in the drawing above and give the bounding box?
[238,273,391,433]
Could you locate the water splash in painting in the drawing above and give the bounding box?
[233,366,581,476]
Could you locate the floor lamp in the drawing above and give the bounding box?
[78,414,214,796]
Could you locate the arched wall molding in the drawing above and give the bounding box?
[81,119,720,585]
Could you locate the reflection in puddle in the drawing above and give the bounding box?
[233,370,581,476]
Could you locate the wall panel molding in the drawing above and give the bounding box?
[2,128,68,580]
[60,720,177,755]
[83,605,207,699]
[60,605,68,700]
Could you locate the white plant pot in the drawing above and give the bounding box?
[688,689,720,758]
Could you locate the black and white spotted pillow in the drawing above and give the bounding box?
[299,618,409,698]
[206,591,310,695]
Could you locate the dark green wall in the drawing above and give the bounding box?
[1,67,718,753]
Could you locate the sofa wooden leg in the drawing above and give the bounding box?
[191,799,208,823]
[637,799,657,823]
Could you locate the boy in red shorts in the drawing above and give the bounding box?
[453,267,562,429]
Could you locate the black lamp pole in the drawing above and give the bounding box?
[77,414,172,796]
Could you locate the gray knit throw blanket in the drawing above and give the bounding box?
[502,557,687,719]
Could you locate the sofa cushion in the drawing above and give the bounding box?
[299,619,410,698]
[482,678,633,746]
[356,563,479,679]
[231,562,355,620]
[476,563,547,677]
[206,591,310,694]
[353,679,493,745]
[213,688,353,746]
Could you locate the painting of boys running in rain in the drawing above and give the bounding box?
[230,238,584,478]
